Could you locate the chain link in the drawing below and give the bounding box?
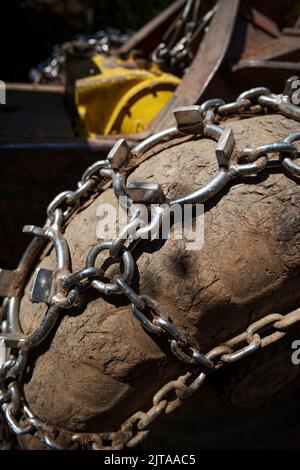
[1,82,300,450]
[151,2,218,73]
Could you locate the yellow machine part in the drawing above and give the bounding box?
[74,54,181,137]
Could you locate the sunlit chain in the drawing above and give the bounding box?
[88,307,300,450]
[1,83,300,450]
[1,304,300,450]
[151,2,218,72]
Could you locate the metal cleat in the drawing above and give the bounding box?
[283,75,300,100]
[30,268,54,305]
[215,128,235,167]
[126,182,166,204]
[173,105,204,134]
[107,138,132,169]
[24,223,72,306]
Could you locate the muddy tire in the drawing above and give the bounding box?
[19,113,300,448]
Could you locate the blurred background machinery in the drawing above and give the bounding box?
[2,0,300,266]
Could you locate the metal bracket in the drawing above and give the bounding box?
[127,182,166,204]
[30,268,54,305]
[173,105,204,134]
[215,129,235,167]
[107,138,132,169]
[283,75,300,99]
[23,224,71,306]
[0,337,7,366]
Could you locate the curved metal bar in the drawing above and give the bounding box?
[18,236,48,277]
[7,297,21,334]
[135,206,168,239]
[47,228,71,272]
[133,127,180,157]
[0,306,61,350]
[203,123,224,141]
[66,179,95,205]
[23,225,71,272]
[170,169,231,206]
[112,172,133,209]
[18,306,61,350]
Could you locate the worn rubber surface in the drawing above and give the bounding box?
[19,114,300,448]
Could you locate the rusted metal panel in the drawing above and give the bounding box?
[118,0,186,56]
[151,0,241,131]
[251,8,281,38]
[240,31,300,63]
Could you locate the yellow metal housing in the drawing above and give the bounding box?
[74,54,181,137]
